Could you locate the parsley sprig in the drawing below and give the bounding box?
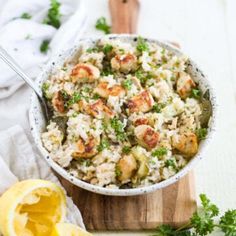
[122,78,132,90]
[43,0,61,29]
[110,117,126,141]
[95,17,111,34]
[136,36,149,52]
[21,12,32,19]
[40,40,50,53]
[152,194,236,236]
[97,138,110,152]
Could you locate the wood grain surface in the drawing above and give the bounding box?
[59,0,197,230]
[61,173,196,230]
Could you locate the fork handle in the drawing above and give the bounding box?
[109,0,140,34]
[0,46,42,98]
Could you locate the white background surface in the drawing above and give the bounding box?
[0,0,236,235]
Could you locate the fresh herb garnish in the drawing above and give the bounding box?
[196,128,207,140]
[152,194,236,236]
[122,146,131,154]
[110,117,126,141]
[115,165,122,177]
[136,36,149,52]
[43,0,61,29]
[103,44,113,54]
[65,92,81,107]
[151,147,167,158]
[42,82,50,98]
[135,70,152,84]
[97,139,110,152]
[153,103,165,113]
[191,89,201,99]
[102,119,108,131]
[122,79,132,90]
[101,68,113,76]
[164,159,177,169]
[95,17,111,34]
[40,40,50,53]
[219,209,236,236]
[21,12,32,19]
[86,47,99,53]
[93,93,101,100]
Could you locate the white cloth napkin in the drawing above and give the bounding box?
[0,125,85,228]
[0,0,88,99]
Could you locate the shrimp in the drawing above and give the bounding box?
[94,82,125,98]
[111,53,137,73]
[87,99,115,119]
[134,125,159,149]
[70,63,100,83]
[176,72,196,99]
[52,91,66,113]
[127,90,154,113]
[172,132,198,158]
[116,154,137,182]
[72,136,99,159]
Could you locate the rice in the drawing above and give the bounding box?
[41,37,211,189]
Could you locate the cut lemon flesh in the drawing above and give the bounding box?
[51,223,92,236]
[0,179,66,236]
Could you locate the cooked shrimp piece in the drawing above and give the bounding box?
[116,154,137,182]
[52,91,66,113]
[111,53,137,73]
[172,132,198,158]
[134,125,159,149]
[70,63,100,83]
[72,136,99,159]
[133,117,149,126]
[88,99,115,118]
[94,82,125,98]
[127,90,154,113]
[176,72,196,98]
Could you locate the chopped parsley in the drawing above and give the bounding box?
[196,128,208,140]
[42,82,50,98]
[122,146,131,154]
[102,119,108,131]
[95,17,111,34]
[65,92,81,107]
[152,103,165,113]
[115,165,122,177]
[103,44,113,54]
[40,40,50,54]
[164,158,177,169]
[122,78,132,90]
[135,70,152,84]
[43,0,61,29]
[153,194,236,236]
[101,68,113,76]
[110,117,126,141]
[191,88,201,99]
[136,36,149,52]
[93,93,101,100]
[151,147,167,158]
[21,12,32,19]
[86,47,99,53]
[97,139,110,152]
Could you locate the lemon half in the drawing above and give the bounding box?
[0,179,66,236]
[51,223,92,236]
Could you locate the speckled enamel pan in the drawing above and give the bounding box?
[29,34,217,196]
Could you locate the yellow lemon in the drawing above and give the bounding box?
[0,179,66,236]
[51,223,92,236]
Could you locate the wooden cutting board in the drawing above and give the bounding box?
[59,0,197,230]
